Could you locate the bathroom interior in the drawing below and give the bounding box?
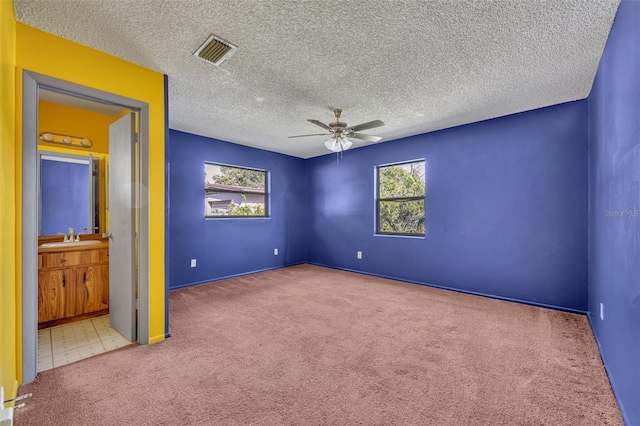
[36,90,134,372]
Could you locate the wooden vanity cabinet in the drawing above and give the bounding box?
[38,246,109,324]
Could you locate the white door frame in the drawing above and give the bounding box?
[21,70,151,383]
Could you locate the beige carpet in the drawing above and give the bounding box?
[16,264,622,425]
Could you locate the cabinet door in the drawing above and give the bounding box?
[65,268,84,318]
[77,265,109,314]
[38,270,68,322]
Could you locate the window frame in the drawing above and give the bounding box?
[204,162,269,218]
[375,159,426,237]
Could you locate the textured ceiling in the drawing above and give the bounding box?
[14,0,620,158]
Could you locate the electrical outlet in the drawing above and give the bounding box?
[190,259,196,268]
[600,303,604,320]
[274,248,278,255]
[357,251,362,259]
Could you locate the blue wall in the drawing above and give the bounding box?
[588,1,640,424]
[306,101,589,312]
[166,24,636,416]
[168,130,306,289]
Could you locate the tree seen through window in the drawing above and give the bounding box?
[204,163,268,217]
[376,160,425,235]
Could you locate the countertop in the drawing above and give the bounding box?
[38,240,109,254]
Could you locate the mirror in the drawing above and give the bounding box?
[38,152,99,236]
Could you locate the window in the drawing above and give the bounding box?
[204,162,268,217]
[376,160,425,236]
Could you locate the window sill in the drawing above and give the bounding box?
[205,216,271,220]
[374,233,425,239]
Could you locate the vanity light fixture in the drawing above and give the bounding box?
[39,132,93,148]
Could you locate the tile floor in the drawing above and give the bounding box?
[38,315,133,372]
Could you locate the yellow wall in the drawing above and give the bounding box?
[0,0,18,401]
[12,23,166,380]
[38,100,123,154]
[38,100,121,233]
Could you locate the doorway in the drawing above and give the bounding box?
[22,71,151,384]
[35,96,133,372]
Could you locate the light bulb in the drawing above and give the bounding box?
[341,137,353,151]
[81,138,92,147]
[324,138,340,152]
[41,133,54,141]
[62,136,73,144]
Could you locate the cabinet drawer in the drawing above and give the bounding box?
[41,249,102,269]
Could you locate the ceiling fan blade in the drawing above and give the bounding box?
[344,120,385,132]
[349,133,382,142]
[307,119,333,131]
[287,133,330,138]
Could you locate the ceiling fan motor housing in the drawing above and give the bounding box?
[330,109,346,131]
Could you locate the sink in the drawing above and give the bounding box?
[40,240,101,248]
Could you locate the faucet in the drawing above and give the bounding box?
[83,226,99,234]
[64,228,80,243]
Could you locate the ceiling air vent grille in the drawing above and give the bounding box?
[193,34,237,66]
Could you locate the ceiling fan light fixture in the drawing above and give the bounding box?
[323,136,353,153]
[324,138,340,152]
[340,137,353,150]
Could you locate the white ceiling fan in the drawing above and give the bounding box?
[288,109,385,152]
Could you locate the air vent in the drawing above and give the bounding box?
[193,34,237,66]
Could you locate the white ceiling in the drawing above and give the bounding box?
[14,0,620,158]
